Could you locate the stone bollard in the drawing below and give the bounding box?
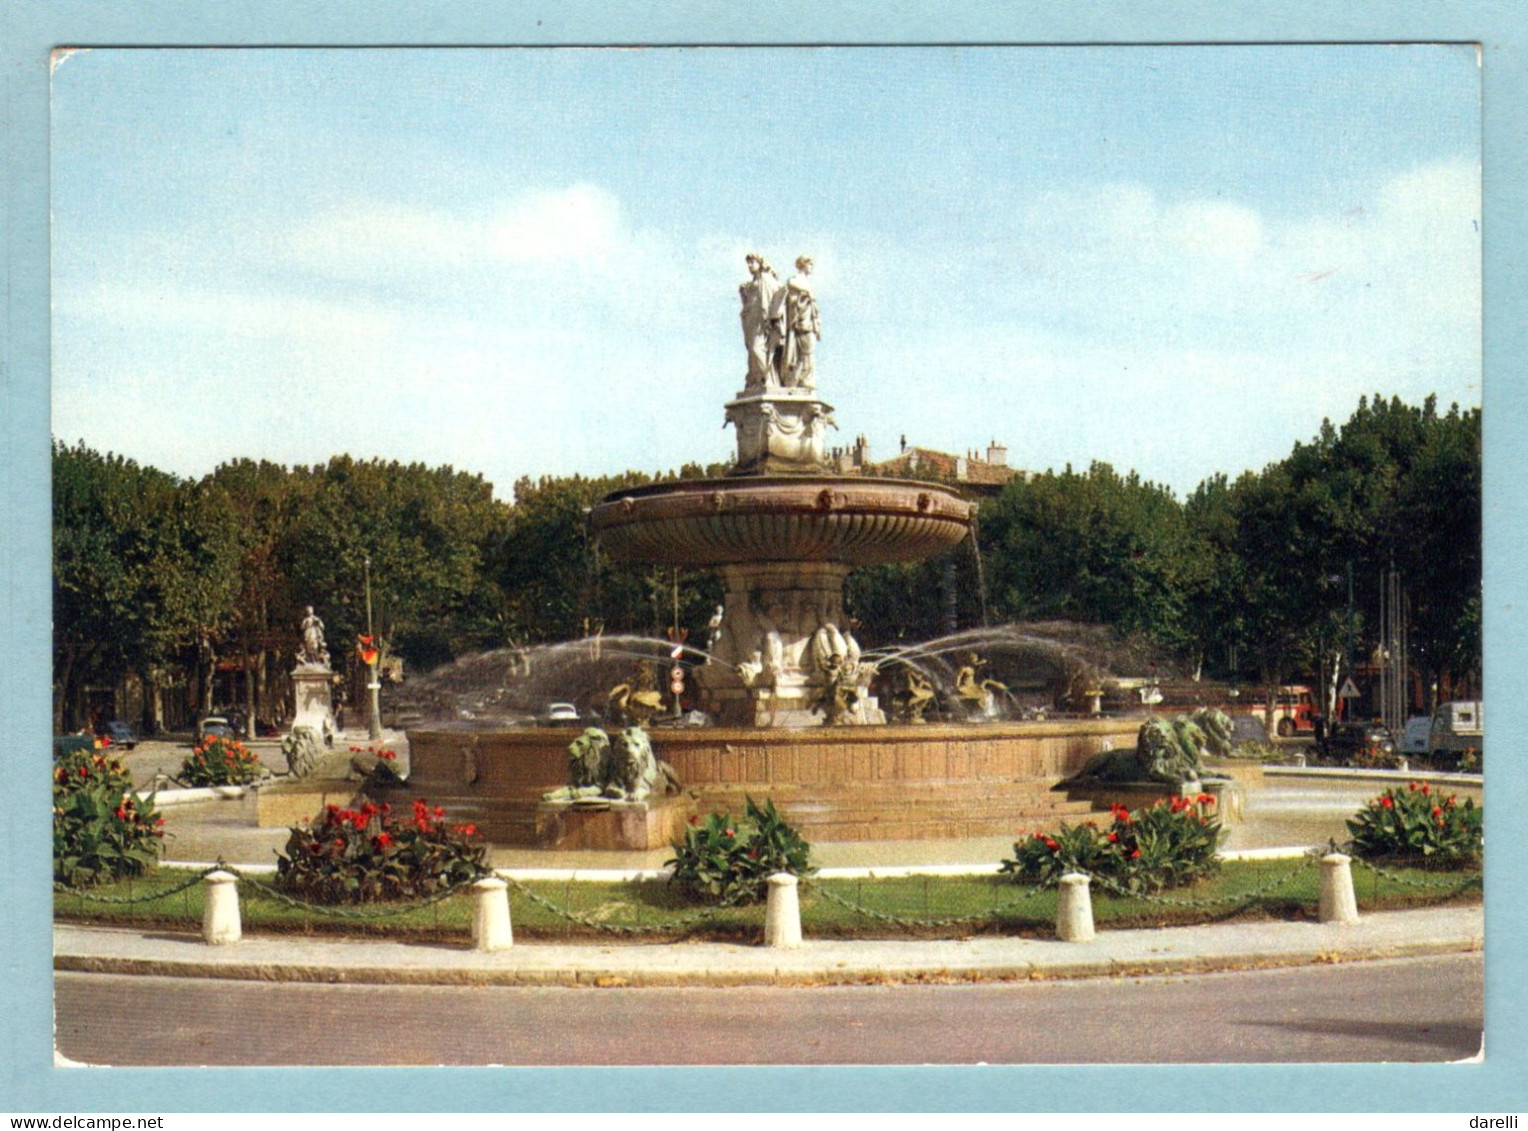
[764,872,803,949]
[1319,852,1361,925]
[1055,872,1095,942]
[471,876,514,952]
[201,870,242,945]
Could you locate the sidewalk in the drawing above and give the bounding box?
[54,904,1482,988]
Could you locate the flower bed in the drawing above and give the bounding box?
[53,745,165,886]
[275,798,487,904]
[1001,794,1225,893]
[1346,781,1482,867]
[179,735,266,787]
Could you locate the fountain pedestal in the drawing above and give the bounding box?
[695,561,881,727]
[725,389,835,475]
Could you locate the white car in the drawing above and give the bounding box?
[545,702,580,726]
[1399,716,1432,756]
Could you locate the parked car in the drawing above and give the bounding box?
[544,702,581,727]
[97,719,138,750]
[1320,722,1398,766]
[1399,715,1433,757]
[198,715,236,741]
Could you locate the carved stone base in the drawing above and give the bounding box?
[725,389,835,475]
[534,796,696,851]
[697,560,879,727]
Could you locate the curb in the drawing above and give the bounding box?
[54,932,1481,989]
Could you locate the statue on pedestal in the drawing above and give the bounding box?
[297,606,330,669]
[772,256,820,391]
[739,253,782,391]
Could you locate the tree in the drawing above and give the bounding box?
[978,462,1193,657]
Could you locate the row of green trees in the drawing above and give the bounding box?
[53,393,1479,732]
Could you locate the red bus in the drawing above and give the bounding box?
[1248,685,1316,737]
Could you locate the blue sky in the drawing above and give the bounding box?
[50,46,1481,498]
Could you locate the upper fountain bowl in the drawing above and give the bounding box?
[589,475,974,568]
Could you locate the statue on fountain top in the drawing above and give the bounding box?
[739,253,782,392]
[739,253,820,394]
[773,256,820,391]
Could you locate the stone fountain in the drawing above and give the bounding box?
[589,253,974,727]
[405,254,1143,846]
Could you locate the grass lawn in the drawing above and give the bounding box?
[54,857,1481,944]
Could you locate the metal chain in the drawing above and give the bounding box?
[803,877,1055,929]
[1086,857,1313,907]
[53,866,218,905]
[233,864,488,921]
[501,875,760,936]
[1350,856,1484,892]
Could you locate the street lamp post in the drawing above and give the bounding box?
[364,556,382,741]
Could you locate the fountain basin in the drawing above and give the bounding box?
[589,475,973,567]
[407,718,1141,845]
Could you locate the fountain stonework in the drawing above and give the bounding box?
[407,254,1136,845]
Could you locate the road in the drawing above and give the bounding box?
[55,953,1482,1066]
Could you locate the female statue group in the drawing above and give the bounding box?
[739,254,821,392]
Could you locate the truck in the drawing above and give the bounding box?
[1248,684,1317,738]
[1429,700,1483,766]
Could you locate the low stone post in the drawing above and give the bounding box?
[1319,852,1361,925]
[472,876,514,952]
[764,872,803,949]
[1055,872,1095,942]
[201,870,242,945]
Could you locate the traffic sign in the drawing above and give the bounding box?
[1339,677,1361,699]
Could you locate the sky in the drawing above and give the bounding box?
[50,45,1481,500]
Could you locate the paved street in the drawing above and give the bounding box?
[56,953,1482,1066]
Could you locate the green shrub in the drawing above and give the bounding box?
[1346,782,1482,867]
[179,734,267,787]
[53,746,165,886]
[1001,795,1226,894]
[668,797,814,904]
[275,798,488,904]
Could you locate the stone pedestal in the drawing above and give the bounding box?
[724,389,835,475]
[290,664,335,740]
[534,796,696,851]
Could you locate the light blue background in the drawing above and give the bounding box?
[3,1,1523,1113]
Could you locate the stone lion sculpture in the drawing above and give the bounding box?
[604,726,681,802]
[1078,708,1233,786]
[541,725,680,805]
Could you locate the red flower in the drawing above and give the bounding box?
[114,807,127,820]
[434,807,445,820]
[1421,783,1431,796]
[1380,796,1394,809]
[1106,832,1119,843]
[1130,849,1142,859]
[79,766,89,778]
[1408,781,1419,792]
[155,817,165,827]
[1196,793,1216,807]
[458,824,477,837]
[1043,837,1059,851]
[688,815,700,827]
[374,832,394,850]
[723,827,736,838]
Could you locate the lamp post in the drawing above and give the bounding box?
[364,556,382,741]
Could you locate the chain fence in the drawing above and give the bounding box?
[52,846,1481,941]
